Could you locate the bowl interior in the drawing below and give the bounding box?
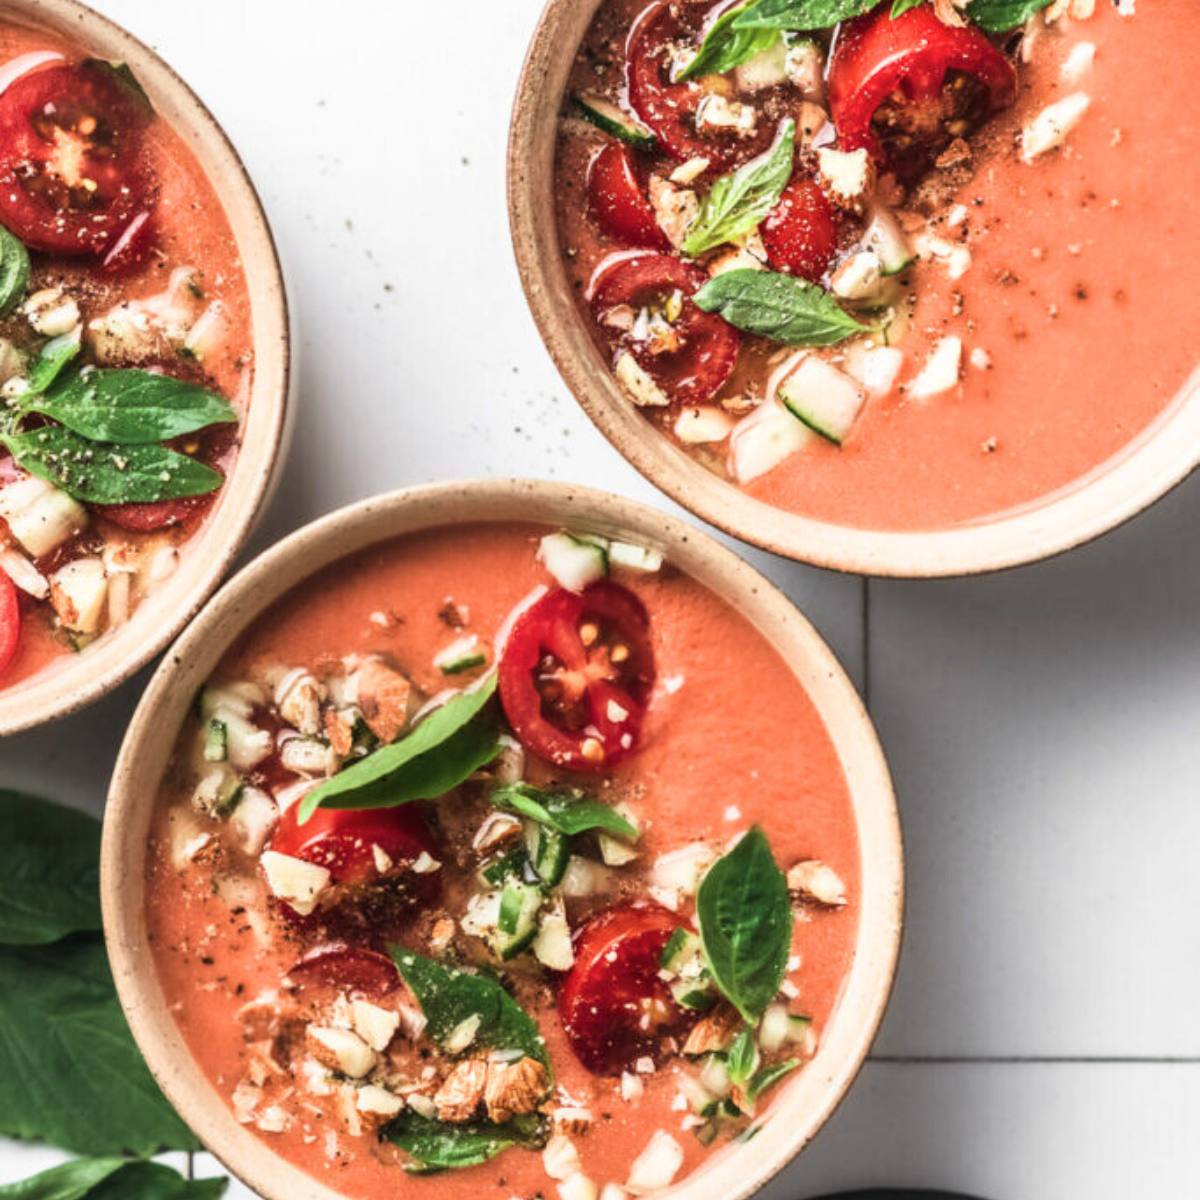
[506,0,1200,577]
[0,0,290,735]
[102,479,902,1200]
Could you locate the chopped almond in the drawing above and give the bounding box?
[787,859,848,907]
[355,660,413,744]
[484,1056,549,1123]
[323,708,355,757]
[434,1059,488,1122]
[682,1004,740,1056]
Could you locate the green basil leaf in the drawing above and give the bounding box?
[747,1057,800,1102]
[0,1159,227,1200]
[491,783,639,839]
[682,119,795,256]
[726,1027,759,1084]
[693,269,871,345]
[299,675,500,823]
[386,1110,546,1174]
[0,936,200,1155]
[695,826,791,1023]
[0,224,30,316]
[1,425,223,504]
[23,369,236,444]
[0,791,101,944]
[732,0,879,30]
[25,332,84,397]
[678,4,780,82]
[890,0,925,14]
[966,0,1054,31]
[388,948,552,1072]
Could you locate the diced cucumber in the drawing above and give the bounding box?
[776,356,866,446]
[191,765,243,817]
[671,979,718,1011]
[573,93,656,149]
[759,1003,813,1052]
[728,402,812,484]
[203,718,228,763]
[660,928,702,975]
[434,634,487,676]
[607,540,664,574]
[598,832,640,866]
[493,879,544,960]
[863,205,915,276]
[524,821,571,888]
[537,531,609,593]
[532,907,575,971]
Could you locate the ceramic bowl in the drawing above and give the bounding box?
[506,0,1200,577]
[0,0,292,734]
[102,479,903,1200]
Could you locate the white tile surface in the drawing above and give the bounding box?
[1,1,1197,1198]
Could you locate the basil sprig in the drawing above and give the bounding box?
[678,4,780,81]
[732,0,880,31]
[297,675,500,823]
[492,782,639,839]
[389,947,552,1072]
[695,826,792,1023]
[0,1158,226,1199]
[694,269,872,345]
[387,1110,546,1175]
[0,225,30,315]
[682,119,795,257]
[966,0,1054,31]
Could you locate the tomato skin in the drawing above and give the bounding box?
[559,902,697,1075]
[0,61,154,257]
[587,142,668,249]
[590,253,740,406]
[0,570,19,679]
[828,5,1016,181]
[96,493,214,533]
[499,581,656,772]
[762,175,839,282]
[285,943,400,997]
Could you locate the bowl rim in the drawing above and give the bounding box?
[0,0,292,735]
[506,0,1200,579]
[102,478,904,1200]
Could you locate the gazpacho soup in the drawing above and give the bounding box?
[147,522,861,1198]
[555,0,1194,530]
[0,22,253,689]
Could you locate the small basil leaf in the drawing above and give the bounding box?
[388,948,552,1072]
[747,1057,800,1102]
[682,119,795,256]
[25,331,83,396]
[299,675,500,823]
[0,937,200,1155]
[0,224,30,315]
[24,368,236,444]
[890,0,926,14]
[492,782,638,839]
[679,5,780,82]
[726,1027,759,1084]
[966,0,1054,31]
[693,269,871,345]
[732,0,879,30]
[696,826,791,1023]
[0,791,101,945]
[386,1110,546,1174]
[1,426,223,504]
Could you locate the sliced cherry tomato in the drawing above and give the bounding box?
[97,492,214,533]
[828,5,1017,182]
[590,253,739,406]
[587,142,668,249]
[0,570,19,679]
[285,943,400,997]
[0,61,154,257]
[762,174,839,282]
[559,902,697,1074]
[499,582,655,772]
[627,1,773,169]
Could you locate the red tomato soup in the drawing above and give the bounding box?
[0,22,253,690]
[555,0,1195,531]
[146,522,861,1199]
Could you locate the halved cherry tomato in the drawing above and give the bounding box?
[587,142,668,249]
[0,570,19,679]
[559,902,697,1074]
[285,943,400,997]
[499,581,655,772]
[627,1,772,169]
[829,5,1017,182]
[97,492,215,533]
[0,61,154,258]
[590,253,739,406]
[762,174,839,282]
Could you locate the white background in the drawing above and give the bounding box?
[3,2,1199,1197]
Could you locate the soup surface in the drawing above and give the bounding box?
[0,19,253,689]
[146,521,861,1199]
[554,0,1197,531]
